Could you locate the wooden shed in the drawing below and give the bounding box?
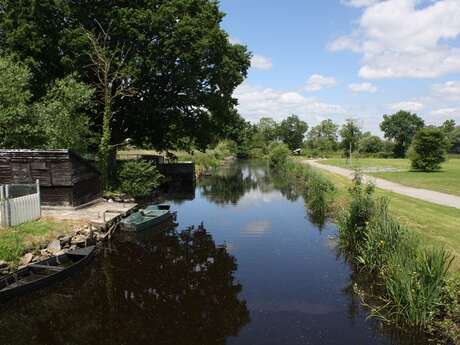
[0,149,101,207]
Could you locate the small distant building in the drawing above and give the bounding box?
[0,149,101,207]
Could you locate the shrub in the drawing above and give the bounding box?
[118,160,163,197]
[304,172,335,223]
[408,127,450,171]
[384,246,452,328]
[338,172,375,253]
[268,142,290,169]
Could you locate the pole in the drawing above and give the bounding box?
[36,179,41,217]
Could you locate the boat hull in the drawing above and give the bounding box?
[120,211,172,232]
[0,246,96,302]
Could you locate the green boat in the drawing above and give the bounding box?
[120,204,172,232]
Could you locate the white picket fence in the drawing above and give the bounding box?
[0,180,41,228]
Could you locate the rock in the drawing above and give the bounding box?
[108,198,114,203]
[71,235,87,246]
[59,236,71,247]
[19,253,33,266]
[0,260,8,269]
[0,268,10,276]
[47,239,61,254]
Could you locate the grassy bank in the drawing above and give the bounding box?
[315,168,460,271]
[322,158,460,196]
[272,155,460,342]
[0,220,75,264]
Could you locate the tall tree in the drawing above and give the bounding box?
[0,56,43,148]
[0,0,251,150]
[278,115,308,151]
[257,117,279,143]
[86,25,135,188]
[339,119,362,158]
[307,119,338,152]
[380,111,425,158]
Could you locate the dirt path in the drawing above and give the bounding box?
[304,160,460,210]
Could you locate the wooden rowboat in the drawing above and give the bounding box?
[0,246,96,302]
[120,204,173,232]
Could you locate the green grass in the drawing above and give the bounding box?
[0,220,75,264]
[316,169,460,271]
[322,158,460,196]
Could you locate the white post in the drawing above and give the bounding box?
[36,179,41,217]
[5,185,10,227]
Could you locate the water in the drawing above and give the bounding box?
[0,161,427,345]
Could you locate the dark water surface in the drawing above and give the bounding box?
[0,161,428,345]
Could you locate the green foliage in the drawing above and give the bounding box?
[383,246,452,328]
[0,0,251,150]
[257,117,279,142]
[338,174,455,332]
[0,55,43,148]
[268,142,290,169]
[380,111,425,158]
[359,133,384,154]
[408,127,450,171]
[339,119,362,158]
[307,119,339,152]
[304,171,336,223]
[278,114,308,150]
[118,160,163,198]
[338,173,375,252]
[36,74,95,153]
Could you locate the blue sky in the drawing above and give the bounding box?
[220,0,460,134]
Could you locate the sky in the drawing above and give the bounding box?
[219,0,460,134]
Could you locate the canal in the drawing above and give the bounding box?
[0,161,427,345]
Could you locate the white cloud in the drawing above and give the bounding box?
[306,74,338,92]
[251,54,273,70]
[432,81,460,100]
[389,101,425,112]
[234,82,347,123]
[331,0,460,79]
[431,107,459,116]
[349,82,378,93]
[341,0,381,8]
[229,36,242,45]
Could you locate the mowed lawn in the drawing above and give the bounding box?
[322,158,460,197]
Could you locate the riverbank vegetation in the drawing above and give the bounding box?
[270,155,460,342]
[0,221,75,264]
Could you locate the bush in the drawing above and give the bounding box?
[408,127,450,171]
[118,160,163,197]
[268,142,290,169]
[338,173,375,253]
[304,172,335,223]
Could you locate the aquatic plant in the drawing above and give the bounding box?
[268,142,290,169]
[304,171,335,223]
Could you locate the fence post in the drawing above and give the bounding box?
[5,185,10,227]
[0,186,3,227]
[36,179,41,217]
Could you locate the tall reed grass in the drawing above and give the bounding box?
[339,173,454,333]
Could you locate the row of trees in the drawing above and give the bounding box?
[243,111,459,161]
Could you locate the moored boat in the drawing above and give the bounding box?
[0,245,96,302]
[120,204,173,232]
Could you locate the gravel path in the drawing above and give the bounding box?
[304,160,460,210]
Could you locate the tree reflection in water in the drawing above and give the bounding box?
[0,225,250,345]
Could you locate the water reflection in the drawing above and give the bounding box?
[0,225,249,345]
